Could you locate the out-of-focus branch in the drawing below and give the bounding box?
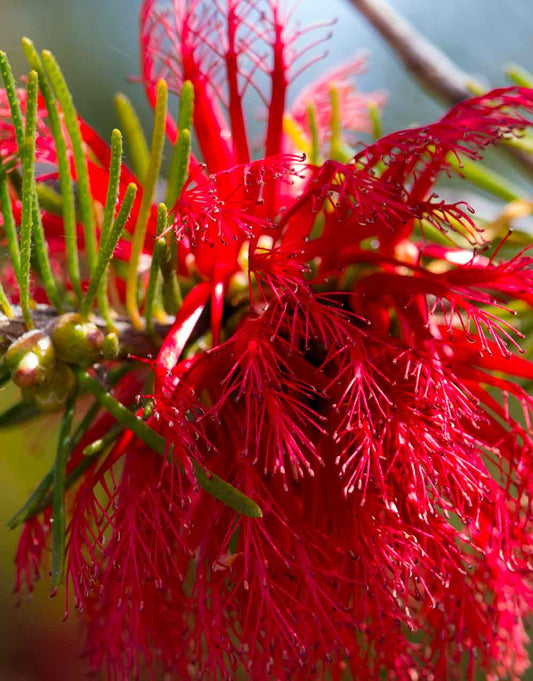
[347,0,533,174]
[347,0,474,104]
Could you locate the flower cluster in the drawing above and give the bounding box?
[3,1,533,680]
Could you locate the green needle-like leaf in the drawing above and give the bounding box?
[0,163,21,279]
[1,51,60,307]
[75,369,263,518]
[0,401,40,427]
[0,282,13,317]
[6,471,53,530]
[448,153,525,203]
[51,398,75,588]
[7,398,103,529]
[36,182,64,215]
[306,104,320,166]
[19,70,39,329]
[368,101,383,141]
[154,203,182,315]
[81,182,137,316]
[177,80,194,131]
[506,63,533,88]
[96,129,123,326]
[114,92,150,181]
[4,44,62,311]
[82,423,124,456]
[126,79,168,329]
[22,38,81,299]
[165,80,194,209]
[41,48,97,276]
[144,233,164,337]
[100,129,124,245]
[0,51,24,146]
[165,128,191,209]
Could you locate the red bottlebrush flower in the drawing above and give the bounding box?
[8,2,533,681]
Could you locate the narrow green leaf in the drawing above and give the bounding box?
[0,50,24,146]
[75,369,263,518]
[0,164,21,279]
[100,129,123,245]
[41,49,97,275]
[30,193,64,311]
[96,129,123,326]
[6,471,53,530]
[165,128,191,209]
[19,70,39,329]
[114,93,150,181]
[306,104,320,166]
[0,401,40,427]
[10,42,63,311]
[144,235,164,337]
[0,281,13,318]
[6,398,103,529]
[36,182,63,215]
[368,101,383,141]
[448,153,525,203]
[7,399,101,529]
[81,182,137,317]
[126,79,167,329]
[22,38,81,299]
[82,423,124,456]
[328,87,351,163]
[155,203,182,314]
[190,461,262,518]
[177,80,194,131]
[51,398,75,588]
[505,63,533,88]
[165,81,194,208]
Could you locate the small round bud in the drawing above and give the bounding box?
[102,332,120,360]
[22,363,76,413]
[51,313,105,367]
[5,330,56,388]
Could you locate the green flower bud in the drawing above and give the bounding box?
[5,330,56,388]
[22,363,76,413]
[51,313,105,367]
[102,332,120,360]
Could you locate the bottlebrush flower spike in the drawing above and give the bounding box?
[140,0,337,166]
[3,3,533,681]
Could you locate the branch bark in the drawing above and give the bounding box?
[347,0,533,174]
[0,305,169,358]
[347,0,474,104]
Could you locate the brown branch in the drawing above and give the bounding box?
[347,0,474,104]
[347,0,533,175]
[0,305,170,358]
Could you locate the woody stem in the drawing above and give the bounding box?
[347,0,533,175]
[0,305,169,358]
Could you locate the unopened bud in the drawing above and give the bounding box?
[51,313,105,367]
[102,332,120,360]
[5,330,56,388]
[22,363,76,413]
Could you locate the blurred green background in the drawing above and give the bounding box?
[1,0,533,678]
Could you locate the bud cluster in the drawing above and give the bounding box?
[3,313,109,411]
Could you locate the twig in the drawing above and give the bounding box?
[347,0,474,103]
[0,305,170,357]
[347,0,533,174]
